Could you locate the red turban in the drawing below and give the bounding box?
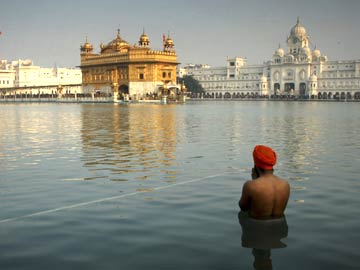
[253,145,277,170]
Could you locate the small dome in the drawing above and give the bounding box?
[83,42,93,50]
[313,48,321,57]
[290,17,307,38]
[163,33,175,51]
[80,36,93,53]
[22,59,32,66]
[140,33,149,42]
[139,29,150,47]
[165,37,174,46]
[275,47,284,57]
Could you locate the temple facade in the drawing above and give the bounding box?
[180,18,360,100]
[80,30,180,100]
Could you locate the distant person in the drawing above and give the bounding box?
[239,145,290,219]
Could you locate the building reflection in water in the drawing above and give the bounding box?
[80,104,177,180]
[239,211,289,270]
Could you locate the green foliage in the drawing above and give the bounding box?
[178,75,204,93]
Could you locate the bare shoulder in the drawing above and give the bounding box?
[242,180,257,195]
[244,179,258,188]
[242,180,253,190]
[240,180,254,211]
[244,178,267,192]
[274,176,290,192]
[278,176,290,186]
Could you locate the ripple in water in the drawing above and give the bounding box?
[0,102,359,269]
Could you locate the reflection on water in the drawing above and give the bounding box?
[239,211,289,270]
[80,104,178,181]
[0,103,82,175]
[0,102,359,270]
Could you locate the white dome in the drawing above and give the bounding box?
[22,59,32,66]
[312,49,321,57]
[275,47,284,57]
[290,18,307,38]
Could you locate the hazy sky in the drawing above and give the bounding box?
[0,0,359,68]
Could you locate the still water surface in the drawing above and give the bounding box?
[0,101,359,269]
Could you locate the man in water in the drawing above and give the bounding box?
[239,145,290,219]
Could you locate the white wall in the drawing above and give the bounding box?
[0,70,15,88]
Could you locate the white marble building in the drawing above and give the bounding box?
[0,60,16,88]
[181,18,360,99]
[0,59,82,95]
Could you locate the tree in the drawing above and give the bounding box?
[178,75,204,93]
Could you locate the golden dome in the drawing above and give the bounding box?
[114,29,130,48]
[83,42,93,49]
[165,37,174,46]
[80,36,93,53]
[101,29,130,53]
[141,34,149,41]
[139,29,150,47]
[163,32,175,52]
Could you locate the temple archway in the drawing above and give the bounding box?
[284,83,295,93]
[118,84,129,95]
[299,83,306,96]
[274,83,280,95]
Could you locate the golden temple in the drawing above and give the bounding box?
[80,29,182,101]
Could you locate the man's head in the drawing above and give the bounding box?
[253,145,277,170]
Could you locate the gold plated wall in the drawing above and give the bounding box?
[80,31,178,96]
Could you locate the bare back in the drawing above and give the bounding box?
[239,174,290,219]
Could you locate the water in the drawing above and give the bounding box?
[0,101,359,269]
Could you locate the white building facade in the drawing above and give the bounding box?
[0,60,16,88]
[0,59,82,95]
[182,18,360,100]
